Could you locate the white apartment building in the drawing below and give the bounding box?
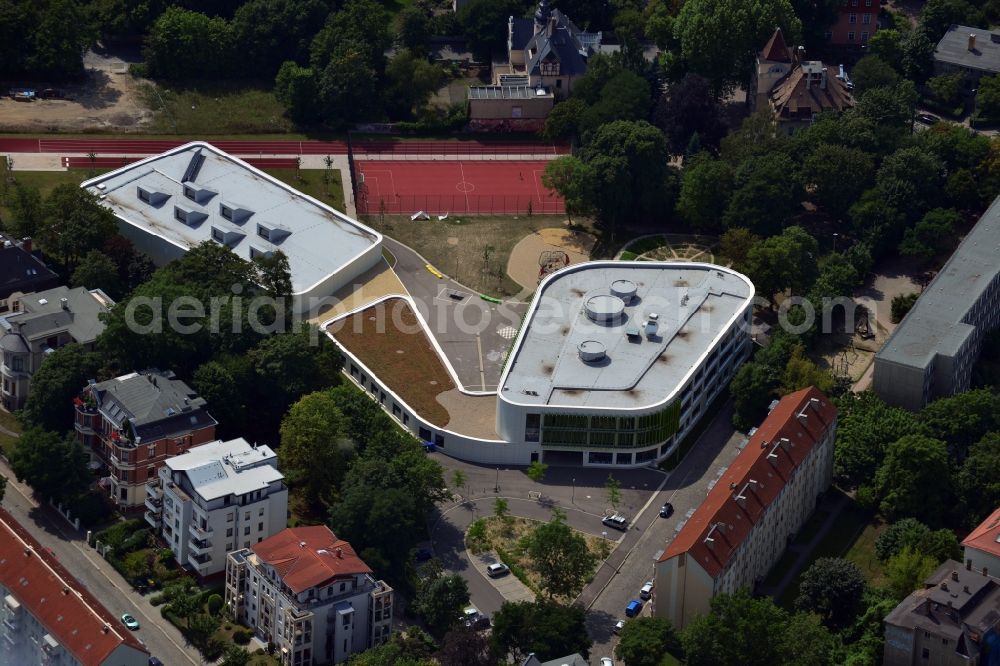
[654,387,837,629]
[0,507,149,666]
[147,437,288,577]
[224,526,394,666]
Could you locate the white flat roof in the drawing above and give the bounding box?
[82,141,380,295]
[166,437,282,501]
[499,262,754,410]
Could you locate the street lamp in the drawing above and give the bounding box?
[494,467,500,493]
[832,232,839,253]
[571,477,576,505]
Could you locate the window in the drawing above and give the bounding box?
[221,205,232,220]
[922,648,929,659]
[244,526,250,536]
[865,0,871,5]
[11,356,23,372]
[511,106,523,118]
[211,227,225,243]
[147,466,156,479]
[244,511,250,520]
[848,31,855,41]
[227,512,234,522]
[862,13,871,24]
[147,444,156,458]
[120,488,127,500]
[525,414,540,442]
[257,225,271,241]
[258,522,263,531]
[227,528,233,537]
[849,13,857,23]
[259,508,264,516]
[861,31,869,42]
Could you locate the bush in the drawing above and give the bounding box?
[233,628,253,645]
[207,593,223,616]
[158,548,175,564]
[96,520,145,552]
[71,490,114,528]
[891,293,919,324]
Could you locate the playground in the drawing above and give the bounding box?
[506,228,597,297]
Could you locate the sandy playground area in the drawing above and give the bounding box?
[506,227,597,295]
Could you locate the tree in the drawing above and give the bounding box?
[719,228,759,267]
[673,0,801,93]
[957,433,1000,527]
[978,74,1000,118]
[927,72,965,107]
[681,590,837,666]
[6,183,43,240]
[542,98,586,141]
[676,155,733,232]
[493,497,510,523]
[436,625,497,666]
[866,29,903,70]
[615,616,683,666]
[525,460,548,483]
[919,0,982,43]
[220,645,252,666]
[578,70,653,136]
[27,0,92,79]
[397,6,432,52]
[186,612,220,652]
[875,517,961,563]
[891,293,919,323]
[876,147,944,224]
[850,55,900,94]
[415,573,470,636]
[250,326,343,407]
[71,249,122,299]
[729,333,796,429]
[458,0,525,61]
[886,546,938,599]
[604,474,622,509]
[310,0,391,70]
[491,600,591,663]
[542,156,594,223]
[19,343,101,433]
[274,61,321,123]
[780,344,834,396]
[800,144,875,218]
[795,558,865,629]
[144,7,234,79]
[739,226,818,302]
[833,391,923,487]
[39,185,118,272]
[875,434,951,525]
[385,51,446,119]
[899,207,960,260]
[229,0,328,77]
[316,45,383,127]
[451,469,467,499]
[279,391,354,511]
[523,509,596,598]
[9,428,91,503]
[723,153,802,236]
[655,74,726,153]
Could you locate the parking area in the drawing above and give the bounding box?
[471,551,535,603]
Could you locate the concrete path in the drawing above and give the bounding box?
[468,549,535,603]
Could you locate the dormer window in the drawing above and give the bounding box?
[211,224,246,247]
[183,185,196,200]
[220,202,253,223]
[173,204,208,226]
[256,222,290,243]
[182,182,217,205]
[137,185,168,206]
[249,245,274,260]
[257,226,270,241]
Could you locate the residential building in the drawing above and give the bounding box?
[149,437,288,577]
[933,24,1000,87]
[81,142,383,314]
[76,369,218,510]
[962,507,1000,577]
[0,507,149,666]
[522,654,588,666]
[654,387,837,629]
[750,29,854,134]
[0,285,113,411]
[224,526,393,666]
[883,560,1000,666]
[827,0,881,47]
[0,235,58,313]
[874,194,1000,410]
[468,85,555,132]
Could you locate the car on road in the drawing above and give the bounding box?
[625,599,643,618]
[613,619,625,634]
[639,580,654,600]
[486,562,510,578]
[916,113,940,126]
[148,658,163,666]
[464,606,491,630]
[121,613,140,631]
[659,502,674,518]
[602,513,628,531]
[600,658,614,666]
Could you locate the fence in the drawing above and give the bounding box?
[356,192,565,216]
[352,140,570,159]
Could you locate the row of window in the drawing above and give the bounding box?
[847,13,873,24]
[842,0,874,6]
[537,401,682,450]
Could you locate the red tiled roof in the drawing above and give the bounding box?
[962,507,1000,558]
[769,64,854,119]
[252,526,372,594]
[0,508,148,665]
[658,387,837,577]
[761,28,791,62]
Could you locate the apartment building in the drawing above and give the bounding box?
[225,526,394,666]
[883,561,1000,666]
[827,0,880,46]
[0,235,58,313]
[76,369,218,509]
[0,507,149,666]
[147,437,288,577]
[654,387,837,629]
[0,285,112,411]
[962,507,1000,577]
[875,195,1000,410]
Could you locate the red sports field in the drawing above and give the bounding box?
[355,160,565,216]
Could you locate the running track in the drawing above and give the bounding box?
[0,137,570,157]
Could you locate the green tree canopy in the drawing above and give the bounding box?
[723,154,802,236]
[230,0,329,77]
[523,509,597,599]
[795,557,866,629]
[458,0,527,61]
[615,616,683,666]
[491,600,591,663]
[834,391,923,487]
[279,391,354,510]
[144,7,235,79]
[20,343,102,433]
[886,546,938,599]
[414,574,470,637]
[957,433,1000,528]
[875,517,961,563]
[739,225,818,302]
[900,208,961,260]
[979,74,1000,118]
[396,6,433,53]
[676,154,733,233]
[384,51,447,120]
[71,249,122,300]
[850,55,900,94]
[800,143,875,218]
[875,434,951,525]
[39,185,118,272]
[10,428,91,503]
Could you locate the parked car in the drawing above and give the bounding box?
[625,599,643,618]
[121,613,140,630]
[601,658,614,666]
[464,606,491,630]
[916,113,940,126]
[487,562,510,578]
[148,658,163,666]
[613,619,625,634]
[659,502,674,518]
[602,513,628,531]
[639,580,654,600]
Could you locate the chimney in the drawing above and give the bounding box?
[548,15,556,37]
[964,585,970,594]
[952,570,960,582]
[969,33,977,51]
[299,541,306,548]
[336,547,343,559]
[821,69,828,90]
[967,559,972,570]
[60,297,68,311]
[17,237,31,253]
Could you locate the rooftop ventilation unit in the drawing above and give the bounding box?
[610,279,637,304]
[578,339,607,363]
[584,294,625,323]
[645,312,659,337]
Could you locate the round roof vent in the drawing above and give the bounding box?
[585,294,625,323]
[610,279,637,303]
[578,339,607,363]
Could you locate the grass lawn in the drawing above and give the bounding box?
[329,298,455,426]
[0,165,107,221]
[0,409,21,457]
[844,518,889,587]
[375,215,594,297]
[468,515,610,600]
[263,168,345,213]
[139,81,294,135]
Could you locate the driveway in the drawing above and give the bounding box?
[469,550,535,603]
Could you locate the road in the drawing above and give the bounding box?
[0,458,202,665]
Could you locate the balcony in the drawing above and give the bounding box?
[188,522,213,539]
[144,494,162,514]
[144,510,161,529]
[187,552,213,573]
[145,478,163,499]
[188,538,212,556]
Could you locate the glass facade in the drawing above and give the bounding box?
[538,401,682,449]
